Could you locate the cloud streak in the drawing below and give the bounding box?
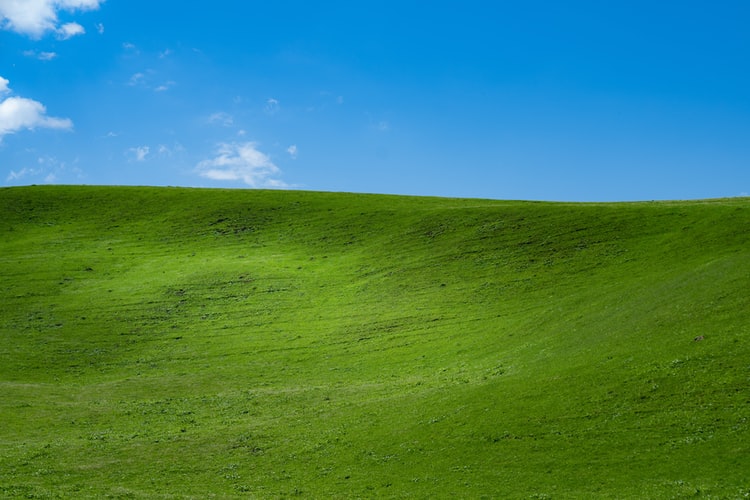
[23,50,58,60]
[0,76,73,140]
[207,112,233,127]
[0,0,104,39]
[196,142,287,188]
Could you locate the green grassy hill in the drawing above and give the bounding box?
[1,185,748,498]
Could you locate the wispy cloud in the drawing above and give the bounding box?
[157,143,184,156]
[6,167,43,182]
[96,22,103,34]
[23,50,58,61]
[307,91,345,113]
[0,0,105,39]
[127,71,174,93]
[287,144,298,159]
[264,98,280,115]
[196,142,287,188]
[5,155,83,184]
[154,81,175,92]
[207,112,234,127]
[0,76,73,140]
[127,72,146,87]
[128,145,149,161]
[124,143,183,162]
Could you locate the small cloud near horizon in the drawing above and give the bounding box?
[196,141,287,188]
[5,155,84,185]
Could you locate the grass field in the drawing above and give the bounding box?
[1,185,749,498]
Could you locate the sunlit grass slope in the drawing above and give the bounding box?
[1,185,749,498]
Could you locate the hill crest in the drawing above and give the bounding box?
[1,185,748,497]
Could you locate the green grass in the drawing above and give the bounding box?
[1,185,749,498]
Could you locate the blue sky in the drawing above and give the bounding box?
[1,1,749,201]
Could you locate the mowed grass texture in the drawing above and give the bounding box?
[1,185,749,498]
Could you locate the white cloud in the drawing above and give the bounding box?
[58,1,101,7]
[287,144,298,159]
[207,112,233,127]
[23,49,57,60]
[125,143,182,161]
[264,98,279,115]
[56,21,84,39]
[127,72,145,86]
[0,78,73,140]
[0,0,104,39]
[95,22,103,34]
[196,142,287,188]
[129,145,149,161]
[6,167,42,182]
[154,81,175,92]
[5,155,83,184]
[127,71,173,92]
[156,142,184,157]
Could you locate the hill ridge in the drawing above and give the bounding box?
[1,185,748,497]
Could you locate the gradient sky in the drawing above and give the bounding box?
[1,1,749,201]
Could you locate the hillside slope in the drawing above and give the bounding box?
[1,185,749,498]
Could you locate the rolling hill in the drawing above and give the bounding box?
[1,185,749,498]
